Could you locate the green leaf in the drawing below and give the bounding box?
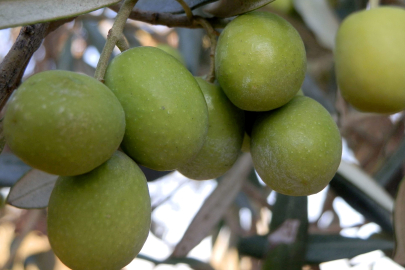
[294,0,340,50]
[135,0,218,14]
[393,177,405,265]
[0,0,121,30]
[336,160,395,231]
[204,0,275,18]
[6,169,58,209]
[305,234,394,264]
[171,153,253,257]
[137,254,215,270]
[262,194,308,270]
[0,153,31,187]
[330,177,393,233]
[337,161,394,213]
[56,34,75,71]
[238,234,394,263]
[374,139,405,187]
[24,250,56,270]
[0,119,6,156]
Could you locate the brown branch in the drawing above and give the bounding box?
[0,23,50,111]
[0,210,42,270]
[109,5,231,29]
[0,18,75,112]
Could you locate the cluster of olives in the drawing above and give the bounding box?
[2,10,345,270]
[215,11,342,196]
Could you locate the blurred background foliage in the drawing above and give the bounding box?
[1,0,405,269]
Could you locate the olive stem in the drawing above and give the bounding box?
[176,0,194,21]
[116,33,130,52]
[173,0,218,83]
[369,0,380,8]
[109,5,232,29]
[195,17,218,83]
[94,0,139,82]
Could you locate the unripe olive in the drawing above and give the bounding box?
[178,78,245,180]
[251,96,342,196]
[335,7,405,114]
[3,70,125,176]
[105,47,209,171]
[215,11,306,111]
[47,151,151,270]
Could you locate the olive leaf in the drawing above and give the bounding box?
[137,254,215,270]
[204,0,275,18]
[171,153,253,257]
[0,119,6,156]
[263,194,308,270]
[134,0,218,14]
[238,234,394,263]
[337,160,394,213]
[0,0,121,30]
[374,139,405,187]
[393,177,405,265]
[294,0,340,50]
[7,169,58,209]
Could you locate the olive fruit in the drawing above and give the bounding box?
[251,96,342,196]
[105,47,208,171]
[156,44,185,65]
[215,11,306,111]
[335,7,405,114]
[47,151,151,270]
[178,78,245,180]
[3,70,125,176]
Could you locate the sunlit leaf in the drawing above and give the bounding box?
[0,0,121,30]
[171,153,253,257]
[204,0,275,18]
[294,0,340,50]
[134,0,218,14]
[7,169,58,209]
[393,177,405,265]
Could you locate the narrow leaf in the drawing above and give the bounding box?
[294,0,340,50]
[337,161,394,213]
[0,153,31,187]
[330,173,393,233]
[394,177,405,265]
[138,254,215,270]
[7,169,58,209]
[134,0,218,14]
[375,139,405,187]
[24,250,56,270]
[238,234,394,262]
[0,0,121,30]
[204,0,275,18]
[171,153,253,257]
[306,234,394,264]
[263,194,308,270]
[0,119,6,156]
